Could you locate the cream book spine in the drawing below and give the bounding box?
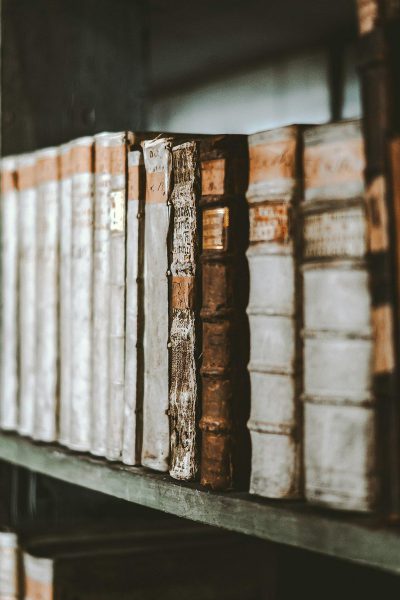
[141,137,172,471]
[70,137,94,451]
[91,133,113,456]
[0,532,20,599]
[17,153,37,437]
[34,148,59,442]
[0,157,19,431]
[23,553,53,600]
[107,132,132,461]
[122,149,144,465]
[58,143,73,447]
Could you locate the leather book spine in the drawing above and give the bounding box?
[17,153,37,438]
[302,120,387,512]
[58,143,73,447]
[34,148,60,442]
[107,132,133,461]
[199,136,250,490]
[168,141,201,480]
[246,125,302,499]
[141,138,173,471]
[91,133,113,456]
[0,532,20,599]
[23,553,53,600]
[0,158,19,432]
[70,137,94,452]
[122,148,145,466]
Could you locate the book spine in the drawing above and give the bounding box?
[70,137,94,452]
[0,158,19,431]
[17,154,37,438]
[23,553,53,600]
[302,120,382,512]
[0,532,19,599]
[356,0,400,35]
[246,126,302,499]
[141,138,172,472]
[199,137,250,490]
[122,149,145,466]
[58,144,73,447]
[107,133,130,461]
[91,133,112,457]
[169,141,201,480]
[34,149,59,442]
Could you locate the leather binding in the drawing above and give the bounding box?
[199,135,250,490]
[17,153,37,438]
[141,137,173,471]
[70,137,94,452]
[169,141,201,480]
[0,157,18,432]
[34,147,60,442]
[0,532,20,599]
[122,146,146,466]
[246,125,303,499]
[302,119,393,512]
[58,143,73,447]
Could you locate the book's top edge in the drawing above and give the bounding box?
[0,531,18,547]
[142,136,173,149]
[59,141,72,154]
[304,119,362,144]
[70,135,94,147]
[35,146,59,159]
[16,153,37,169]
[248,124,303,145]
[1,155,18,170]
[94,131,132,146]
[128,150,144,167]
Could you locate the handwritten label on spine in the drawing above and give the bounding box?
[250,203,289,244]
[203,207,229,251]
[110,189,125,232]
[201,159,226,196]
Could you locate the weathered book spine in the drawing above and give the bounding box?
[141,137,172,471]
[302,120,388,512]
[122,149,145,466]
[168,141,201,480]
[246,125,303,499]
[58,143,73,447]
[0,158,19,431]
[91,133,113,456]
[34,148,60,442]
[23,553,53,600]
[199,136,250,491]
[0,532,20,599]
[356,0,400,35]
[107,132,132,461]
[70,137,94,452]
[17,154,37,438]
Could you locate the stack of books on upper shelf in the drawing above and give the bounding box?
[1,0,400,516]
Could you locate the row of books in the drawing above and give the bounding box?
[0,521,267,599]
[1,117,399,513]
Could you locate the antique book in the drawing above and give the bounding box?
[141,137,173,471]
[356,0,400,35]
[0,531,20,599]
[168,140,201,480]
[91,132,113,456]
[246,126,303,499]
[199,135,250,491]
[17,153,37,437]
[107,132,133,461]
[302,119,394,511]
[0,157,19,431]
[58,143,73,447]
[70,137,94,452]
[122,147,145,466]
[34,148,59,442]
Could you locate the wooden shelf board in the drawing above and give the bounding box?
[0,432,399,574]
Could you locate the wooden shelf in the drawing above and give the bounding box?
[0,433,399,574]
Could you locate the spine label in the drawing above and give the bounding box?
[203,207,229,251]
[249,203,289,243]
[201,159,226,195]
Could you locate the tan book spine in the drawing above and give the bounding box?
[34,148,60,442]
[70,137,94,452]
[0,532,20,599]
[17,153,37,437]
[0,157,19,431]
[58,143,73,447]
[23,553,53,600]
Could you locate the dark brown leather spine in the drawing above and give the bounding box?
[199,136,250,490]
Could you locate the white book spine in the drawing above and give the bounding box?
[34,149,59,442]
[70,137,94,451]
[107,133,130,461]
[17,154,37,437]
[23,553,53,600]
[141,138,172,471]
[122,149,143,465]
[0,158,19,431]
[58,144,73,446]
[91,133,113,456]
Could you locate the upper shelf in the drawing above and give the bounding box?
[0,432,400,575]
